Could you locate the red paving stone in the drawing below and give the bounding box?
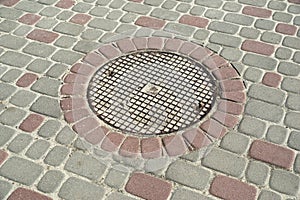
[8,188,52,200]
[179,42,197,55]
[64,108,90,123]
[203,54,228,69]
[221,91,246,103]
[288,0,300,4]
[242,6,272,18]
[241,40,275,56]
[147,37,164,50]
[60,83,85,95]
[27,29,59,44]
[162,135,188,156]
[85,126,107,145]
[200,118,227,138]
[18,14,41,25]
[262,72,282,88]
[83,52,105,67]
[179,15,209,28]
[126,173,172,200]
[133,37,148,50]
[64,73,88,84]
[213,66,239,80]
[212,111,240,128]
[60,97,86,111]
[98,45,121,59]
[221,79,245,92]
[70,14,92,25]
[183,128,211,149]
[55,0,75,8]
[16,73,38,87]
[218,100,244,115]
[210,175,257,200]
[116,39,137,53]
[0,0,20,6]
[249,140,295,169]
[141,137,162,159]
[164,38,183,51]
[72,117,99,136]
[19,114,44,133]
[119,136,140,157]
[276,23,298,35]
[71,63,94,75]
[190,47,212,61]
[0,150,8,166]
[135,16,165,29]
[101,132,125,152]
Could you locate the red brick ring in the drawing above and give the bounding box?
[60,37,246,159]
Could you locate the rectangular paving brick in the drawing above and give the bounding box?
[242,40,275,56]
[135,16,165,29]
[179,15,209,28]
[270,169,300,196]
[27,29,59,43]
[8,188,52,200]
[249,140,295,169]
[19,113,44,132]
[276,23,297,35]
[242,6,272,18]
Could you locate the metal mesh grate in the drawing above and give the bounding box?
[87,51,217,135]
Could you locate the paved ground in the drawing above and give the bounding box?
[0,0,300,199]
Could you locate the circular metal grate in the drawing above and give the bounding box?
[87,51,217,136]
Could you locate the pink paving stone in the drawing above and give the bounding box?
[164,38,183,52]
[98,45,121,59]
[249,140,295,169]
[19,114,44,133]
[241,40,275,56]
[242,6,272,18]
[162,135,188,156]
[61,84,85,96]
[148,37,164,50]
[133,37,148,50]
[182,128,211,150]
[200,118,227,138]
[83,52,105,67]
[0,0,20,6]
[18,14,41,25]
[8,188,52,200]
[119,136,140,158]
[190,47,212,61]
[141,137,162,159]
[276,23,298,35]
[212,66,239,80]
[16,73,38,87]
[218,100,244,115]
[135,16,166,29]
[64,73,88,84]
[101,132,125,152]
[27,29,59,44]
[71,63,94,76]
[203,54,228,70]
[288,0,300,3]
[262,72,282,88]
[0,150,8,166]
[55,0,75,8]
[212,111,240,128]
[116,39,137,53]
[179,15,209,28]
[210,175,257,200]
[126,173,172,200]
[64,108,90,123]
[60,97,86,111]
[220,79,245,92]
[179,42,197,55]
[85,126,108,145]
[70,13,91,25]
[72,117,99,136]
[221,91,246,103]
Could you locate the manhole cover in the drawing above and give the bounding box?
[88,51,217,136]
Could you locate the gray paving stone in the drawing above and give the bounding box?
[144,0,164,6]
[0,180,12,200]
[268,1,287,11]
[31,77,60,97]
[89,6,109,17]
[54,35,77,48]
[65,151,107,180]
[180,150,202,162]
[205,9,224,20]
[113,154,144,169]
[46,64,68,79]
[54,22,84,36]
[96,0,110,5]
[55,126,76,145]
[293,51,300,64]
[116,24,137,35]
[38,120,61,139]
[248,84,285,106]
[0,157,43,186]
[190,6,205,16]
[243,53,277,70]
[288,5,300,14]
[239,27,260,39]
[13,25,33,36]
[8,134,33,153]
[52,49,83,65]
[295,154,300,174]
[31,97,61,119]
[23,42,56,58]
[239,116,267,138]
[44,146,70,166]
[270,169,300,195]
[88,18,118,31]
[285,112,300,130]
[162,0,177,9]
[109,0,126,9]
[266,125,288,145]
[278,61,300,76]
[120,13,137,23]
[38,0,58,5]
[209,33,242,48]
[171,188,212,200]
[0,66,7,77]
[195,0,222,8]
[193,29,210,40]
[220,47,243,61]
[0,7,23,20]
[288,131,300,151]
[0,34,27,50]
[39,7,60,17]
[0,20,19,33]
[107,10,123,20]
[36,18,58,29]
[106,192,137,200]
[25,139,50,160]
[38,170,65,193]
[276,47,293,60]
[105,167,129,188]
[0,107,26,126]
[72,2,93,12]
[238,0,266,7]
[286,93,300,111]
[81,29,103,40]
[0,83,16,101]
[246,161,269,186]
[56,10,74,20]
[258,190,281,200]
[283,37,300,50]
[0,51,32,68]
[15,0,44,13]
[166,160,211,190]
[27,59,52,73]
[208,21,239,34]
[273,12,292,23]
[144,157,169,173]
[58,177,105,200]
[220,132,250,154]
[223,2,242,12]
[176,3,191,12]
[281,77,300,94]
[255,19,275,30]
[206,43,221,53]
[123,2,151,14]
[243,67,263,82]
[74,138,91,151]
[1,69,22,83]
[261,32,282,44]
[151,8,180,21]
[73,40,100,54]
[164,23,195,37]
[224,13,254,26]
[152,31,173,38]
[0,125,15,147]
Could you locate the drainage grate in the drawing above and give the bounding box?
[88,51,217,136]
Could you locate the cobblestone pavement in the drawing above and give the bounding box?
[0,0,300,199]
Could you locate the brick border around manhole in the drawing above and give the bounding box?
[60,37,246,159]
